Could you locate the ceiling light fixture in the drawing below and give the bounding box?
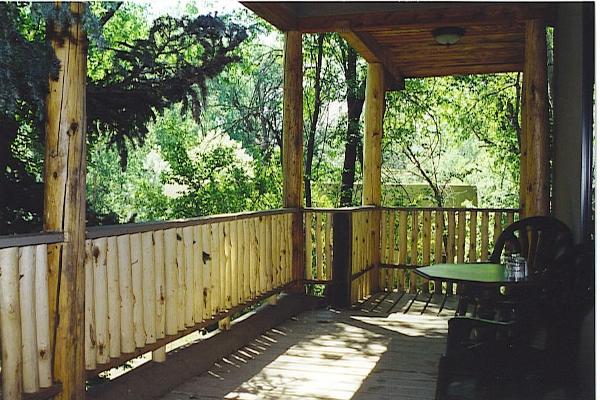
[432,27,466,45]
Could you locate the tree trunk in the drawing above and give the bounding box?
[340,46,365,206]
[304,34,325,208]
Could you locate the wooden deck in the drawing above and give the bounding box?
[160,291,457,400]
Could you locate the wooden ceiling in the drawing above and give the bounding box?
[241,2,556,85]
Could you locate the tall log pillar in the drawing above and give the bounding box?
[521,19,550,217]
[43,3,87,399]
[282,31,304,289]
[363,63,385,292]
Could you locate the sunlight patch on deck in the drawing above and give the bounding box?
[351,314,449,338]
[222,320,389,399]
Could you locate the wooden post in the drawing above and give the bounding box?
[331,212,353,308]
[283,31,304,290]
[522,19,550,217]
[43,3,87,398]
[363,63,385,293]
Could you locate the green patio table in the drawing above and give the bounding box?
[414,263,537,286]
[415,263,539,316]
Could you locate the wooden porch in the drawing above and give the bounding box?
[0,2,593,400]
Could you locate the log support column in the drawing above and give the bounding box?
[282,31,304,290]
[521,19,550,217]
[43,3,87,399]
[363,63,385,292]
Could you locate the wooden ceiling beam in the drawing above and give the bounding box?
[339,26,404,91]
[400,62,523,78]
[298,3,556,33]
[241,2,298,31]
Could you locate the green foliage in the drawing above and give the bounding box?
[87,106,282,222]
[4,3,525,234]
[383,75,521,208]
[0,3,249,233]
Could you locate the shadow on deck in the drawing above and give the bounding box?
[161,292,457,400]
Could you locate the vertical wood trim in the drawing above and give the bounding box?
[217,222,227,311]
[223,223,232,309]
[457,212,466,263]
[106,237,121,358]
[84,241,97,371]
[164,229,178,336]
[315,213,323,280]
[422,211,432,265]
[434,211,444,264]
[192,226,203,323]
[523,19,550,217]
[305,212,313,279]
[200,225,212,320]
[130,233,145,347]
[447,211,456,263]
[380,211,388,288]
[142,231,157,343]
[493,212,502,243]
[325,213,333,280]
[468,211,478,262]
[258,217,267,294]
[116,235,134,354]
[245,222,257,299]
[183,228,195,327]
[480,211,490,261]
[42,4,87,397]
[387,211,395,265]
[231,221,241,304]
[398,210,407,291]
[507,211,515,226]
[238,220,246,304]
[175,229,185,330]
[153,230,166,339]
[92,238,109,364]
[0,247,23,399]
[36,244,52,386]
[20,246,39,393]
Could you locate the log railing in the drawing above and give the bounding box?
[83,209,294,375]
[379,207,519,292]
[0,206,519,399]
[0,233,63,399]
[304,207,378,306]
[304,209,333,283]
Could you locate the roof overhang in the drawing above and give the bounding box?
[242,2,557,86]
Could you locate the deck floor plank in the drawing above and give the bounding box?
[160,291,456,400]
[160,292,571,400]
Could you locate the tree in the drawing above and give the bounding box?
[0,3,248,233]
[339,42,366,206]
[383,74,522,208]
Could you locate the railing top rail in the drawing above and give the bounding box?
[379,206,520,213]
[0,231,64,249]
[86,208,297,239]
[303,206,377,213]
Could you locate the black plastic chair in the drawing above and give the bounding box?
[456,216,574,317]
[435,241,594,400]
[490,216,573,275]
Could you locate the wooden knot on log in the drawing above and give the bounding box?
[67,121,79,136]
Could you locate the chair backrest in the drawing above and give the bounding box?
[490,216,573,276]
[549,241,595,314]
